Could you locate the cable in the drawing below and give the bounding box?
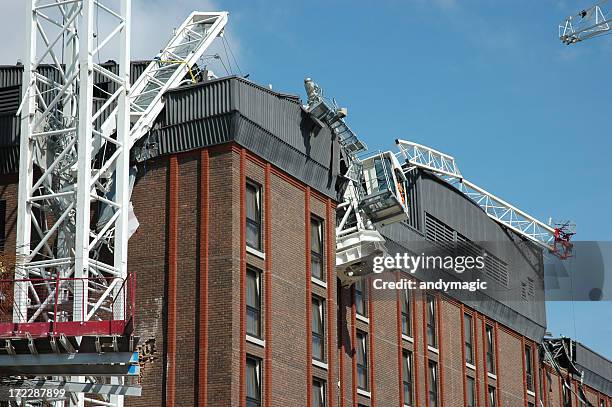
[95,3,101,64]
[221,37,234,74]
[568,253,578,342]
[223,35,243,76]
[215,54,231,76]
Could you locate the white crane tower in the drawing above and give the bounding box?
[4,1,228,405]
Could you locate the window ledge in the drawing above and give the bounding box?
[312,359,328,370]
[466,362,476,371]
[311,277,327,289]
[402,334,414,343]
[428,345,439,354]
[488,372,497,380]
[527,390,536,397]
[246,246,266,259]
[357,388,371,398]
[356,314,370,324]
[246,335,265,347]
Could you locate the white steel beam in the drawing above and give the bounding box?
[396,139,561,252]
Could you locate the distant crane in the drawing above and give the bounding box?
[559,0,611,44]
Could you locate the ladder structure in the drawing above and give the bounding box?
[3,1,228,405]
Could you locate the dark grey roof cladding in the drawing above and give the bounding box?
[0,146,18,174]
[158,77,330,166]
[575,341,612,395]
[381,171,547,342]
[0,65,340,198]
[136,76,340,198]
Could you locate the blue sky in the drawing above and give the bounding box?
[2,0,610,357]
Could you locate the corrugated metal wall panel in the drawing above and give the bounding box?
[0,66,23,88]
[233,79,334,171]
[163,79,233,125]
[0,115,19,147]
[161,78,337,174]
[0,62,148,94]
[130,61,148,83]
[155,114,233,155]
[0,146,18,175]
[0,86,20,114]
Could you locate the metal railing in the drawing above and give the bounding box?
[0,274,135,337]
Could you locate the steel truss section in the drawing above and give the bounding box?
[98,11,229,151]
[396,139,561,253]
[559,1,611,44]
[15,0,132,405]
[542,338,592,406]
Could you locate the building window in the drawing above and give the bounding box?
[312,378,326,407]
[354,279,367,318]
[464,313,473,364]
[402,288,411,337]
[246,181,262,251]
[486,324,495,374]
[246,267,262,338]
[426,294,437,349]
[488,386,497,407]
[312,296,326,362]
[428,360,439,407]
[0,200,6,251]
[403,350,413,406]
[467,376,476,407]
[311,216,324,281]
[525,344,534,392]
[600,400,606,407]
[246,356,262,407]
[356,330,369,391]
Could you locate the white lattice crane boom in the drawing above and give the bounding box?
[559,0,611,44]
[396,140,574,259]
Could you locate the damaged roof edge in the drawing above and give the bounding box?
[545,337,612,396]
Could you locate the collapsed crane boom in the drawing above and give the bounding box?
[396,139,574,259]
[99,12,228,151]
[559,0,611,44]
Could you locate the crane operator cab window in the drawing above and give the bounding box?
[358,151,409,227]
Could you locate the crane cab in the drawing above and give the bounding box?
[359,151,409,227]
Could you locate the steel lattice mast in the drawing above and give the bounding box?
[15,1,132,406]
[16,0,132,325]
[12,2,229,405]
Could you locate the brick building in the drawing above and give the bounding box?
[0,64,610,406]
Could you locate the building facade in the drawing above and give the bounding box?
[0,65,610,406]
